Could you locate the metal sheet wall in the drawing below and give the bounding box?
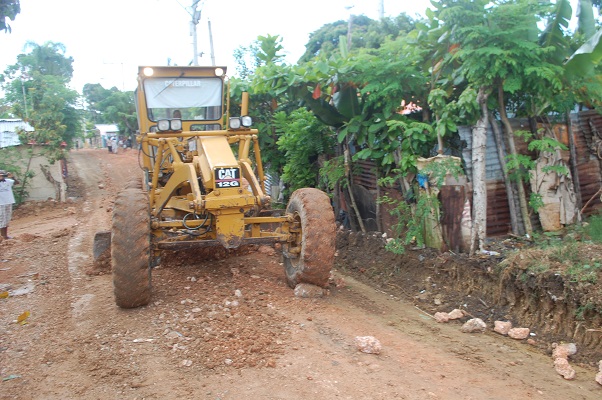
[350,112,602,238]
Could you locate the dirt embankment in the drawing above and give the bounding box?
[336,231,602,367]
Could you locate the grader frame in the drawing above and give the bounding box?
[108,65,335,308]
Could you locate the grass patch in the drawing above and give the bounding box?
[566,262,602,284]
[585,213,602,243]
[575,303,596,320]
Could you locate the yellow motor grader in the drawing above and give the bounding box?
[109,65,335,308]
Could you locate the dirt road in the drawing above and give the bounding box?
[0,148,600,399]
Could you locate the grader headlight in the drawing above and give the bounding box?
[241,115,253,127]
[157,119,182,132]
[228,116,253,130]
[228,117,241,130]
[170,118,182,131]
[157,119,170,131]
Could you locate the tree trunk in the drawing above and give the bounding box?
[470,87,489,255]
[489,112,519,235]
[566,111,583,213]
[40,164,62,201]
[18,144,36,202]
[497,85,532,234]
[436,116,444,154]
[375,165,383,233]
[344,143,366,233]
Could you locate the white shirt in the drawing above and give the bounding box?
[0,179,16,205]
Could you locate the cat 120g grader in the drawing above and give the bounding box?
[109,65,335,308]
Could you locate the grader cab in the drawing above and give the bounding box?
[109,66,335,308]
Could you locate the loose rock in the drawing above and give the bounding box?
[552,343,577,360]
[434,312,450,323]
[294,283,324,298]
[553,357,576,380]
[354,336,382,354]
[448,309,466,320]
[461,318,487,333]
[508,327,530,340]
[494,321,512,336]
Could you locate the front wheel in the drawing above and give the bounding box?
[112,188,152,308]
[283,188,335,288]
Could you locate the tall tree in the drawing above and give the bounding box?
[299,14,415,63]
[1,41,81,160]
[0,0,19,33]
[82,83,137,137]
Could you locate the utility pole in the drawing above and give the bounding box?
[190,0,202,66]
[378,0,384,19]
[20,80,29,120]
[345,4,354,52]
[208,19,215,66]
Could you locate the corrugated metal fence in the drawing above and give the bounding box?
[350,111,602,238]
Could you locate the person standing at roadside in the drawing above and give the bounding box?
[0,170,20,239]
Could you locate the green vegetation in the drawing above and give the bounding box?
[273,108,336,196]
[575,302,597,320]
[0,146,34,204]
[82,83,137,140]
[0,0,20,33]
[585,213,602,243]
[1,41,81,161]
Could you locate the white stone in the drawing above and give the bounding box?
[434,312,450,323]
[552,343,577,360]
[494,320,512,335]
[554,357,576,380]
[508,327,530,340]
[461,318,487,333]
[354,336,382,354]
[448,309,466,320]
[294,283,324,298]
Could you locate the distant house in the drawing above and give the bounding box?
[0,119,66,202]
[94,124,120,148]
[0,119,34,148]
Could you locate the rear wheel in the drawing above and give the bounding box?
[283,188,335,288]
[112,188,152,308]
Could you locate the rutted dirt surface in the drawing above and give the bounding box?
[0,148,601,399]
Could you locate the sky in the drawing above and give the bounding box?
[1,0,433,94]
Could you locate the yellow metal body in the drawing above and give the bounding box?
[134,66,290,250]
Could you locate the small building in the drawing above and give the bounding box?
[94,124,120,148]
[0,119,34,148]
[0,119,66,202]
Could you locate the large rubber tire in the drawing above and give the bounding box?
[283,188,336,288]
[112,188,152,308]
